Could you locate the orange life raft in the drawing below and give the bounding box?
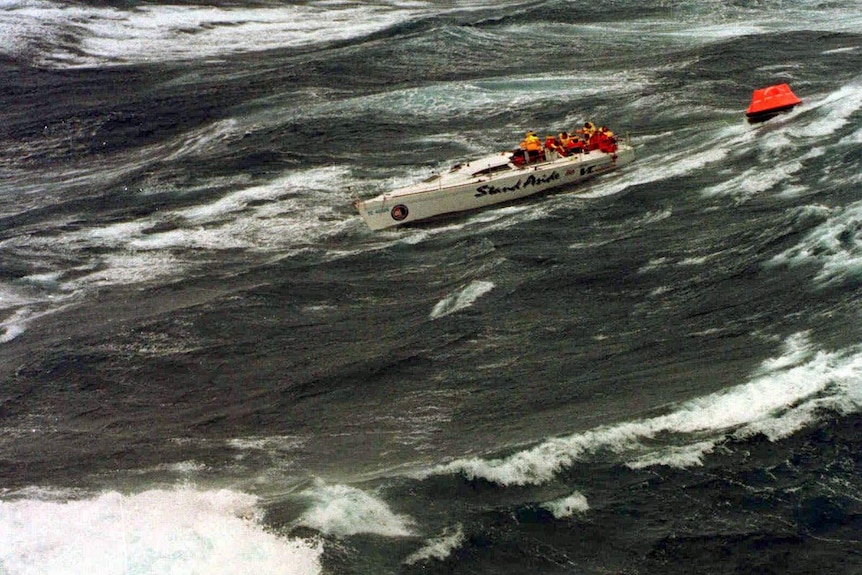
[746,83,802,123]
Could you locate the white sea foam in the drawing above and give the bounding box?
[430,280,495,319]
[164,119,242,162]
[701,158,806,199]
[0,307,33,343]
[69,252,185,289]
[758,331,815,373]
[358,71,646,121]
[0,163,363,341]
[33,167,353,287]
[296,482,415,537]
[0,303,73,344]
[627,440,718,469]
[541,492,589,519]
[0,1,425,68]
[822,46,860,55]
[788,80,862,139]
[770,200,862,286]
[404,524,465,564]
[639,257,669,273]
[0,283,43,311]
[0,487,323,575]
[586,143,731,200]
[428,332,862,485]
[227,435,307,453]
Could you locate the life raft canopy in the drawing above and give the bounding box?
[746,83,802,123]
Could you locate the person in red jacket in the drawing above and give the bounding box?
[544,134,565,158]
[566,135,586,154]
[596,126,617,153]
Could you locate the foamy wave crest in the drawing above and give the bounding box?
[0,303,72,344]
[541,492,589,519]
[0,307,31,343]
[0,1,424,68]
[0,487,322,575]
[428,332,862,485]
[626,440,718,469]
[404,524,465,565]
[297,482,414,537]
[588,137,733,200]
[770,201,862,286]
[789,79,862,139]
[430,280,495,319]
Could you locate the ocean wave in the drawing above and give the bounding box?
[404,524,465,564]
[770,200,862,287]
[0,1,426,68]
[426,332,862,485]
[430,280,495,319]
[0,487,323,575]
[541,491,590,519]
[296,481,415,537]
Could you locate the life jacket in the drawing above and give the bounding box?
[522,134,542,152]
[595,131,617,153]
[566,138,585,153]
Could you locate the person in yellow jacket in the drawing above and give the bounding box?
[519,131,542,163]
[577,121,597,138]
[520,131,542,151]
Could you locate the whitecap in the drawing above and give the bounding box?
[0,487,323,575]
[296,482,414,537]
[788,80,862,139]
[429,280,495,319]
[0,308,30,343]
[404,524,465,564]
[427,332,862,485]
[769,200,862,287]
[541,492,589,519]
[0,1,426,68]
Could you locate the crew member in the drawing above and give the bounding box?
[596,126,617,153]
[566,136,586,154]
[578,121,597,139]
[544,134,564,157]
[520,131,542,162]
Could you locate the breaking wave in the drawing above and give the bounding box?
[541,492,590,519]
[430,280,495,319]
[0,487,322,575]
[404,524,465,565]
[296,482,415,538]
[428,332,862,485]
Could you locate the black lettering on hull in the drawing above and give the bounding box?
[474,171,561,198]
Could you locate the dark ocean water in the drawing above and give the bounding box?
[2,1,862,573]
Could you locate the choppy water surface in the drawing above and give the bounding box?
[2,1,862,573]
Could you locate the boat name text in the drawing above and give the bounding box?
[474,171,561,197]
